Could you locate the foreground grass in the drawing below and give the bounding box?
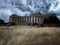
[0,26,60,45]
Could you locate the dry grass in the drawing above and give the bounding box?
[0,26,60,45]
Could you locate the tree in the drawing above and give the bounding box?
[43,14,60,24]
[0,19,4,25]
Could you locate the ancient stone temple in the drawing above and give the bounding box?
[9,13,44,25]
[9,14,26,25]
[27,13,44,25]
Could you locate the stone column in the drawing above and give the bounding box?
[22,17,24,24]
[35,16,36,23]
[14,17,15,24]
[17,17,18,25]
[20,17,21,24]
[23,17,24,25]
[25,16,26,24]
[34,16,35,23]
[30,16,31,24]
[36,16,38,23]
[38,17,39,24]
[19,17,21,24]
[39,16,41,24]
[27,16,29,24]
[25,16,27,24]
[28,16,29,24]
[26,16,28,24]
[33,16,34,24]
[37,17,38,24]
[22,17,23,25]
[16,17,18,25]
[18,17,20,25]
[41,17,44,24]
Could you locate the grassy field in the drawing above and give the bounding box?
[0,26,60,45]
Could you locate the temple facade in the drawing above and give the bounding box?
[9,13,44,25]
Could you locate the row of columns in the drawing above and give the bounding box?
[10,16,44,25]
[25,16,43,24]
[10,17,25,25]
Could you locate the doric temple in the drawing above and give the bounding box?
[9,13,44,25]
[10,13,59,25]
[9,14,26,25]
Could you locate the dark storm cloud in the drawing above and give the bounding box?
[0,0,60,22]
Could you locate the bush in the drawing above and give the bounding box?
[32,23,39,26]
[10,22,16,25]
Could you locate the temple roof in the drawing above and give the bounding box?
[10,14,18,17]
[31,13,43,17]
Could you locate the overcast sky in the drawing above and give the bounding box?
[0,0,60,22]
